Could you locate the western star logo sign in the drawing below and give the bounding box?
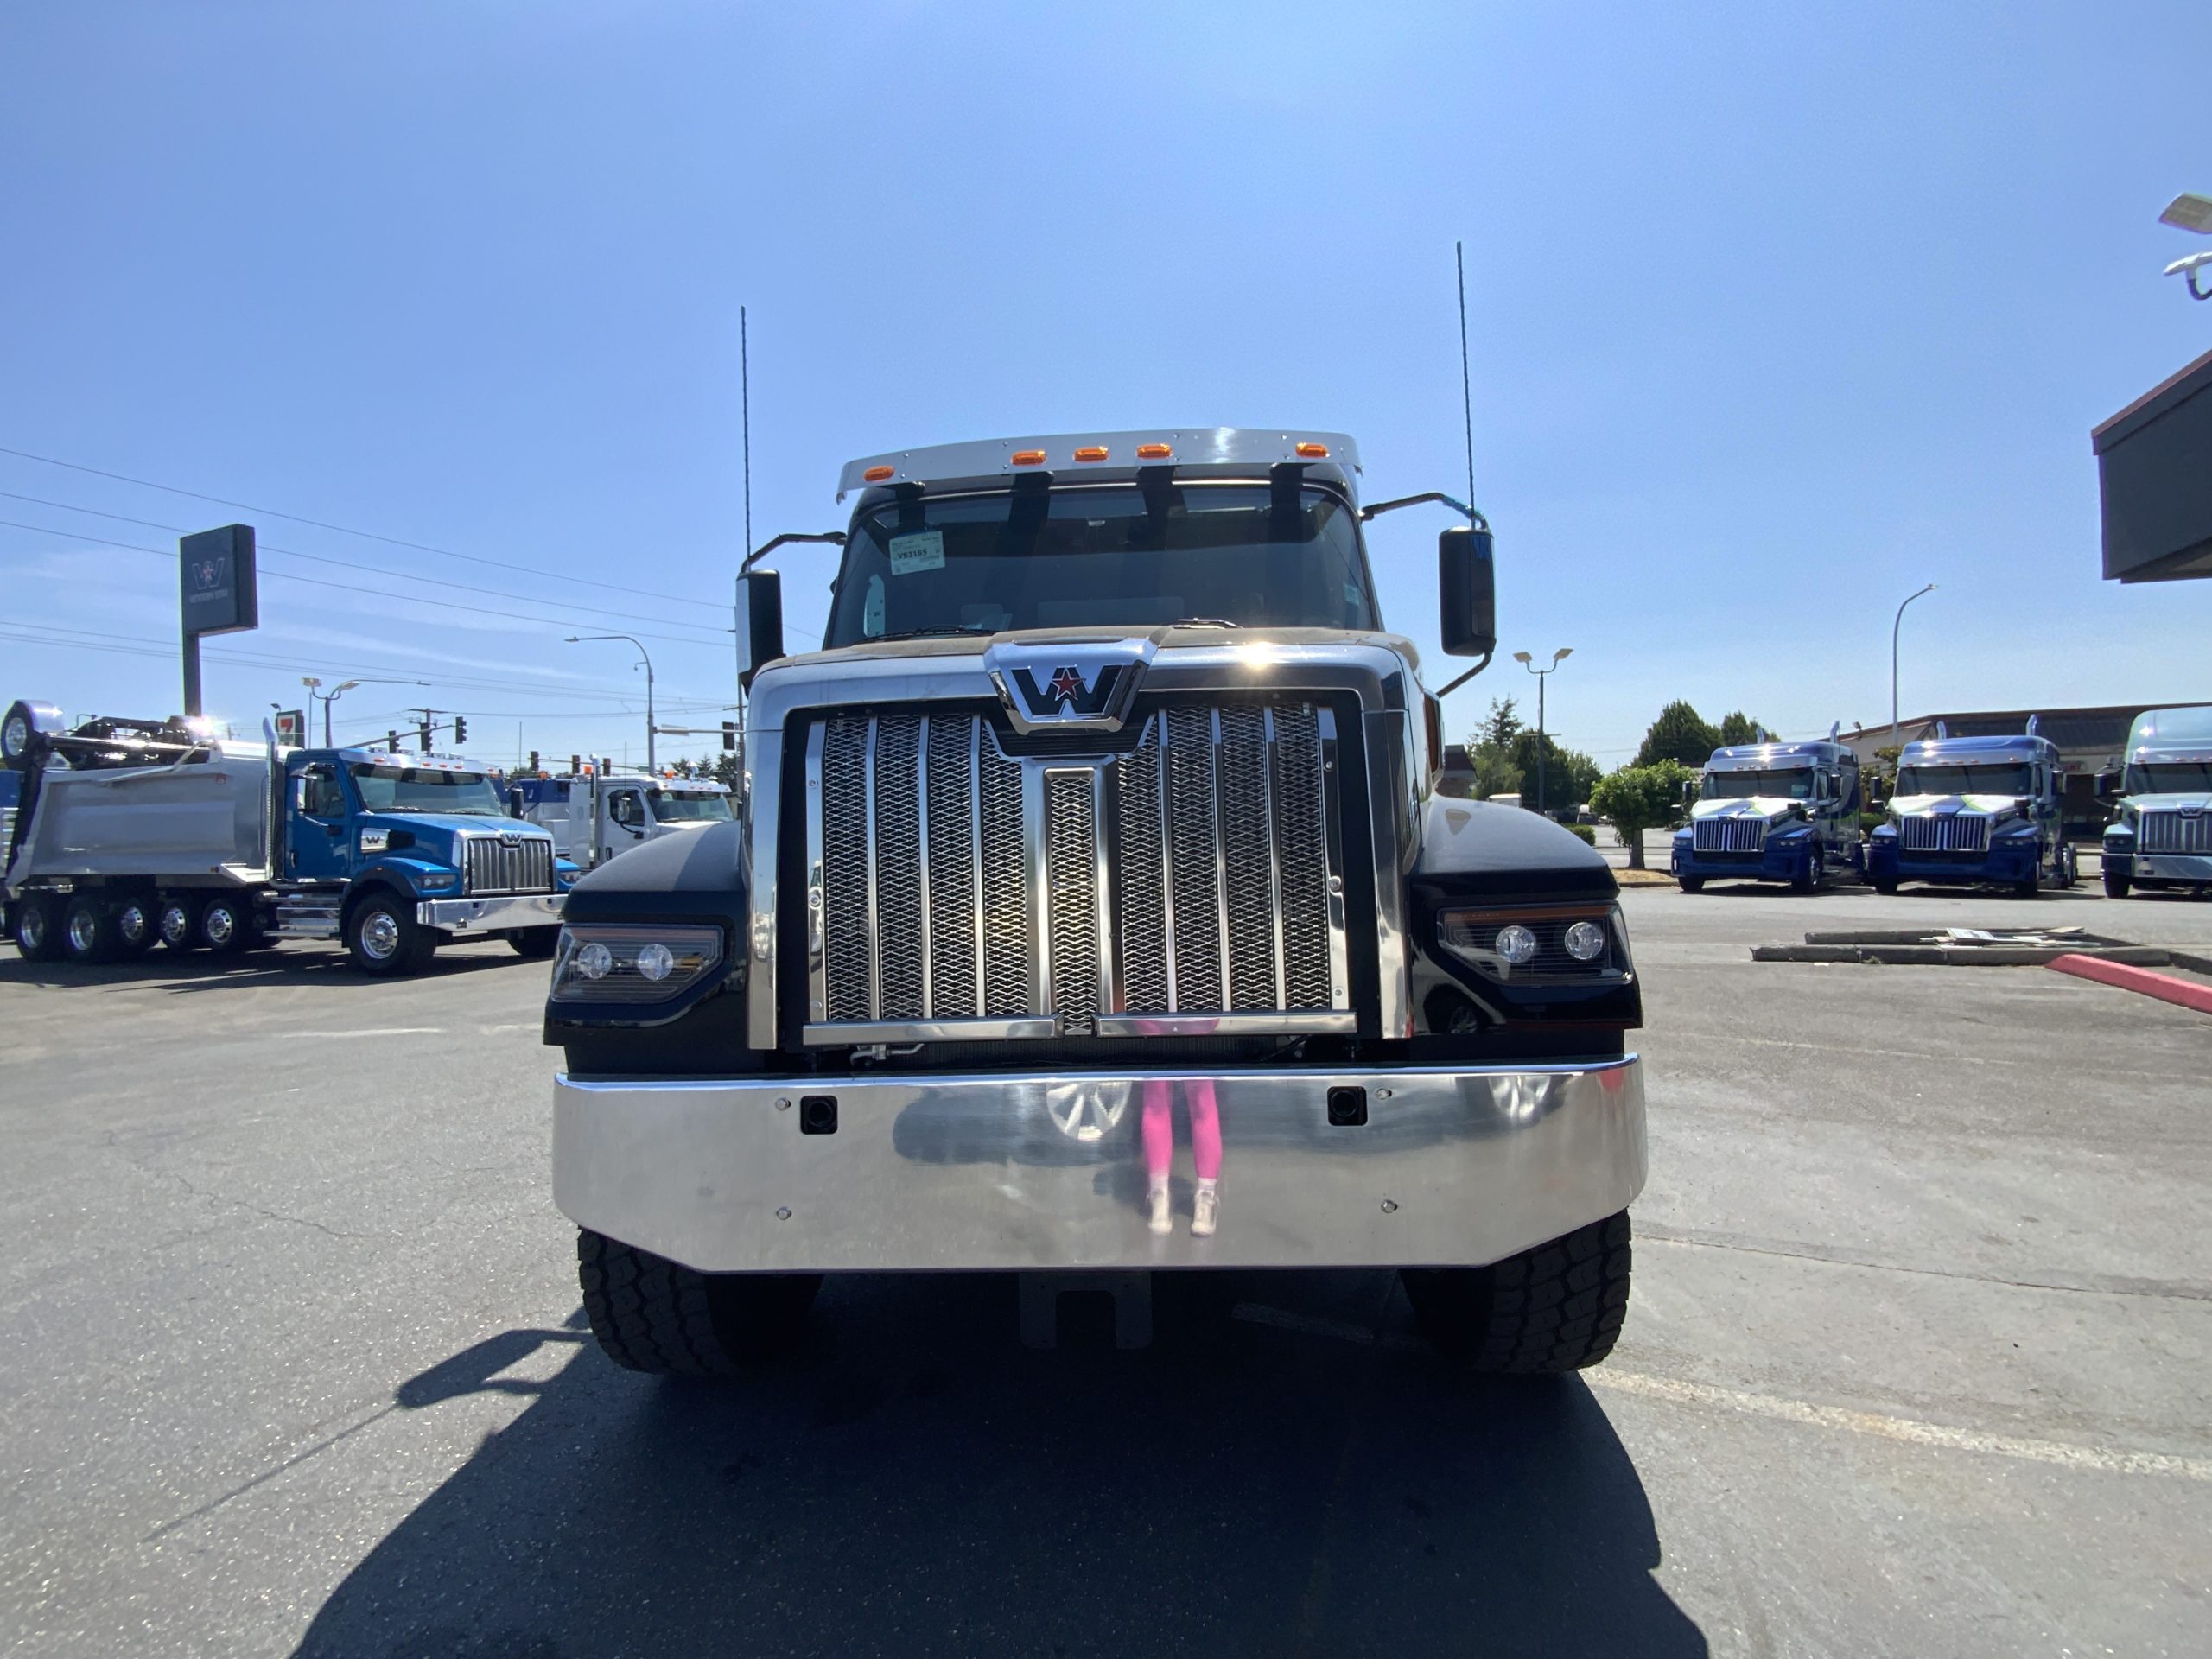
[1012,664,1124,719]
[1047,666,1087,704]
[984,638,1155,734]
[192,557,225,590]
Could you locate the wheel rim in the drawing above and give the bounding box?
[159,906,191,947]
[358,909,401,961]
[20,906,47,950]
[2,712,28,761]
[203,906,236,948]
[67,909,99,953]
[117,905,148,945]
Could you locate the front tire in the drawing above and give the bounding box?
[346,892,435,976]
[2104,868,2132,899]
[508,927,559,959]
[1401,1211,1632,1374]
[577,1230,821,1376]
[1872,874,1899,895]
[1676,875,1705,893]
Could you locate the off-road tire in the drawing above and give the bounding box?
[1676,876,1705,893]
[346,892,435,976]
[508,927,559,959]
[60,897,123,964]
[577,1229,820,1376]
[13,893,65,962]
[1402,1211,1632,1375]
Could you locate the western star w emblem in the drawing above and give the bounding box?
[984,638,1157,734]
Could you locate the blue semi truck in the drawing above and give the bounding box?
[1866,728,2076,896]
[2,699,573,973]
[1671,739,1865,892]
[2098,705,2212,899]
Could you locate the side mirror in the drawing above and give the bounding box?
[2094,766,2122,802]
[740,569,785,690]
[507,787,524,819]
[1438,526,1495,659]
[290,774,309,811]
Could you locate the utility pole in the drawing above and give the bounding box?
[410,707,446,754]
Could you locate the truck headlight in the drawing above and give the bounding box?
[550,923,722,1003]
[418,868,459,890]
[1437,906,1629,978]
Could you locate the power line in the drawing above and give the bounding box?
[0,518,729,649]
[0,489,730,640]
[0,442,722,608]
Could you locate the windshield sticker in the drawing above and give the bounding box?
[888,530,945,575]
[863,575,886,637]
[1344,582,1365,614]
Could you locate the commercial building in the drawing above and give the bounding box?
[2094,346,2212,583]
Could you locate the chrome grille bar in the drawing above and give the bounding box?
[804,702,1351,1045]
[1692,817,1766,855]
[461,836,554,895]
[1898,813,1989,854]
[2138,810,2212,855]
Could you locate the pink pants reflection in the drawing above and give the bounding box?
[1141,1079,1221,1183]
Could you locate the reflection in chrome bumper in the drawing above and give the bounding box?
[2135,854,2212,882]
[419,893,563,934]
[552,1057,1647,1274]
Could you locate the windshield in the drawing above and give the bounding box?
[823,481,1376,646]
[647,789,732,823]
[1897,762,2031,797]
[349,763,506,816]
[2127,761,2212,794]
[1702,769,1814,801]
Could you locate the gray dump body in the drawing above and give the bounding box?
[4,742,276,889]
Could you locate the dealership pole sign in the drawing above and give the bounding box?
[178,524,258,716]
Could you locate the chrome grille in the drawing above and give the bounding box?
[1692,817,1766,855]
[2138,810,2212,855]
[1898,813,1989,854]
[804,702,1350,1042]
[461,835,554,895]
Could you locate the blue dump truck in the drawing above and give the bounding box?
[1671,738,1865,892]
[1866,726,2076,896]
[3,699,571,973]
[2098,705,2212,899]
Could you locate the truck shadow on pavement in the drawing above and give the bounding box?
[296,1271,1707,1658]
[0,942,531,993]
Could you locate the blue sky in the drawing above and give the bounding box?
[3,2,2207,770]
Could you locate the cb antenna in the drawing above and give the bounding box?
[741,304,753,553]
[1456,240,1476,509]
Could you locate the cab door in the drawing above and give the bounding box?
[288,761,353,882]
[606,788,649,849]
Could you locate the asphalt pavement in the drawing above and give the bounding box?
[3,883,2209,1657]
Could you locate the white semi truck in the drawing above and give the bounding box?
[544,429,1648,1377]
[2099,705,2212,899]
[512,772,733,869]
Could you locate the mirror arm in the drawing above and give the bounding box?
[740,531,846,575]
[1361,492,1489,531]
[1434,648,1494,698]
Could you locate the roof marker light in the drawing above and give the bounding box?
[1135,442,1173,460]
[1294,442,1330,459]
[862,465,895,482]
[1072,445,1109,462]
[1011,449,1046,466]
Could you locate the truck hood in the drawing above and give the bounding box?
[360,813,554,847]
[1690,797,1802,825]
[2121,793,2212,815]
[1889,794,2033,823]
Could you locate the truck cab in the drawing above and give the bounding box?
[2098,706,2212,899]
[514,772,734,868]
[1866,730,2075,896]
[546,428,1648,1378]
[3,702,572,974]
[1671,740,1863,892]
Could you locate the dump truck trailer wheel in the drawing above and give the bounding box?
[576,1230,821,1376]
[60,897,124,964]
[157,899,202,950]
[13,893,65,962]
[1400,1211,1633,1374]
[199,896,255,954]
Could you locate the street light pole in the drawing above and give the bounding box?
[302,677,428,747]
[1890,584,1936,772]
[566,633,657,772]
[1511,648,1573,816]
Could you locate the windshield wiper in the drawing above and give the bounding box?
[1170,616,1240,629]
[868,624,996,643]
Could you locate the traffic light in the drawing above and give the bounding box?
[418,722,432,753]
[453,715,468,745]
[530,749,541,772]
[722,720,737,752]
[388,730,401,752]
[569,753,581,775]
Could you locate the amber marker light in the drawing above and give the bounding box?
[1294,442,1330,459]
[1135,442,1173,460]
[862,465,894,482]
[1011,449,1046,466]
[1072,445,1109,462]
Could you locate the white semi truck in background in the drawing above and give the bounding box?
[512,772,733,868]
[2099,706,2212,899]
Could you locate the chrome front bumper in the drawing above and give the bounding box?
[552,1056,1646,1274]
[2135,853,2212,882]
[420,892,563,934]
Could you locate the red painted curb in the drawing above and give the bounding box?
[2047,954,2212,1016]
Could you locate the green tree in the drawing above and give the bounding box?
[1510,730,1600,814]
[710,752,742,791]
[1635,701,1721,769]
[1717,711,1773,746]
[1591,760,1695,869]
[1460,696,1525,800]
[1478,696,1522,752]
